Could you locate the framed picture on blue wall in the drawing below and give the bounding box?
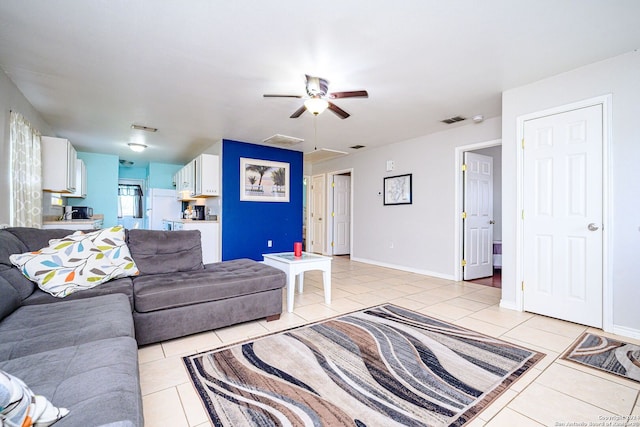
[240,157,290,202]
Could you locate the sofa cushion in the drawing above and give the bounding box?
[127,229,203,275]
[0,369,69,426]
[133,258,285,313]
[0,336,143,427]
[1,228,90,302]
[23,276,134,309]
[0,230,35,300]
[0,276,20,321]
[9,233,125,298]
[0,294,134,360]
[4,227,73,253]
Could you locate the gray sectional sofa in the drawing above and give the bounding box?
[0,227,286,426]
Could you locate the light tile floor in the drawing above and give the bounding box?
[139,256,640,427]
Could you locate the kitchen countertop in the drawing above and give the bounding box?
[42,215,104,225]
[42,219,103,225]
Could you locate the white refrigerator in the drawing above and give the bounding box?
[146,188,181,230]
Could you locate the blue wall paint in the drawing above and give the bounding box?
[67,152,119,226]
[148,162,182,189]
[222,140,303,261]
[118,166,147,180]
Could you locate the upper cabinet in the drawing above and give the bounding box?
[41,136,76,193]
[175,154,219,199]
[65,159,87,198]
[194,154,219,197]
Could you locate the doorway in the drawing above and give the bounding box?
[117,179,146,229]
[455,140,502,285]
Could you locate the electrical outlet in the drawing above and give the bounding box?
[267,240,272,247]
[389,242,394,249]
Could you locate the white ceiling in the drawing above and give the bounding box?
[1,1,639,166]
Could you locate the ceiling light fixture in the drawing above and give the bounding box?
[128,143,147,152]
[304,98,329,115]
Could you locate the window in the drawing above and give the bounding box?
[117,184,143,218]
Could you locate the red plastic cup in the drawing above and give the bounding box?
[294,242,302,257]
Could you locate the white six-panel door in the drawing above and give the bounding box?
[332,174,351,255]
[310,175,326,254]
[463,152,494,280]
[523,104,603,327]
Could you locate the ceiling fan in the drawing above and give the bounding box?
[264,74,368,119]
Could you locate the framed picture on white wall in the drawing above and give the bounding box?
[383,173,412,205]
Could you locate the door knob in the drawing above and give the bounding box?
[587,223,599,231]
[489,220,495,224]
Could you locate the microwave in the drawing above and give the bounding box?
[72,206,93,219]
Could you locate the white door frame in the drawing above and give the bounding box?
[304,175,311,250]
[454,139,501,281]
[327,168,354,255]
[515,95,612,332]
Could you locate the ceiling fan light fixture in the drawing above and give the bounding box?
[128,143,147,152]
[304,98,329,115]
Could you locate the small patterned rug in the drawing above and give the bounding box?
[562,332,640,383]
[184,304,544,426]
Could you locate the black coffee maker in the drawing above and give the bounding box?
[193,205,205,220]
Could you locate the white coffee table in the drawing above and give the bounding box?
[262,252,332,313]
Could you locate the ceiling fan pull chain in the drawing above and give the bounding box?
[313,115,318,151]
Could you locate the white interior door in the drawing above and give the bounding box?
[310,175,326,254]
[332,174,351,255]
[463,152,494,280]
[523,104,603,327]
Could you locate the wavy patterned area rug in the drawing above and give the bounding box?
[562,332,640,383]
[183,305,544,426]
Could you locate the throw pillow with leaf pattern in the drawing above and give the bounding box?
[54,226,139,279]
[9,233,125,298]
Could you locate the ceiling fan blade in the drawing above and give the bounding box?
[290,105,307,118]
[329,90,368,99]
[328,102,350,119]
[263,94,303,98]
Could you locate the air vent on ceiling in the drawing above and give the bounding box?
[349,145,365,150]
[263,134,304,147]
[441,115,466,124]
[304,148,349,163]
[131,124,158,132]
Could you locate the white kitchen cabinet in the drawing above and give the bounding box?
[193,154,219,197]
[176,161,196,200]
[182,161,195,193]
[175,153,219,199]
[41,136,77,193]
[65,159,86,198]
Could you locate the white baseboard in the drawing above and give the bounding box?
[499,299,520,311]
[349,256,455,281]
[611,324,640,340]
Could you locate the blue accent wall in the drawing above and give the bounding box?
[222,140,303,261]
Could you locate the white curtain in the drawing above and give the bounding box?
[10,111,42,227]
